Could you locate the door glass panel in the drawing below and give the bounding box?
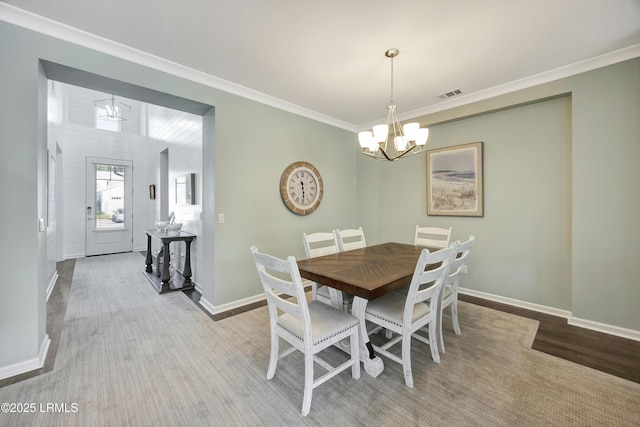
[95,163,125,229]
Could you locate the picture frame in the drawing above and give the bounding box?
[426,141,483,217]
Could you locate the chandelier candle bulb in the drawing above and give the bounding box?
[358,131,373,148]
[394,136,408,151]
[403,122,420,139]
[372,124,389,142]
[415,128,429,146]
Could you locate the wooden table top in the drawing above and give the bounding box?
[297,242,437,301]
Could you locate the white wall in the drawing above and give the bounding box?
[46,80,64,298]
[147,105,203,284]
[60,83,201,267]
[61,125,150,257]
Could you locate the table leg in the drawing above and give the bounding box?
[182,238,193,284]
[161,240,171,291]
[328,288,344,310]
[351,296,384,377]
[145,233,153,273]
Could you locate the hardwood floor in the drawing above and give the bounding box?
[459,294,640,384]
[0,259,76,388]
[2,259,638,387]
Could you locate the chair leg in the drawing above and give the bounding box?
[267,331,279,379]
[401,330,414,388]
[350,330,361,379]
[429,321,440,363]
[451,299,461,335]
[301,351,314,416]
[311,282,318,301]
[437,305,445,353]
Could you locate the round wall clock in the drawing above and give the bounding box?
[279,161,324,215]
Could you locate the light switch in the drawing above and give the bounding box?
[218,213,225,224]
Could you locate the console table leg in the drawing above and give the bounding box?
[183,238,193,284]
[161,241,171,292]
[145,233,153,273]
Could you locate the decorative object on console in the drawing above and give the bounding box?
[280,161,323,215]
[155,211,177,233]
[165,222,183,236]
[358,49,430,161]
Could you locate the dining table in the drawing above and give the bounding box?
[297,241,439,377]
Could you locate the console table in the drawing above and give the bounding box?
[144,229,196,294]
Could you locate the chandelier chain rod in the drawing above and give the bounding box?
[390,54,394,104]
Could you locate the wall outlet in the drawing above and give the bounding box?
[218,213,225,224]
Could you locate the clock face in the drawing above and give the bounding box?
[280,161,323,215]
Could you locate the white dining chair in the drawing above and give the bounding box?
[301,231,340,306]
[335,227,367,252]
[414,225,452,249]
[250,246,360,416]
[437,235,475,353]
[364,244,456,388]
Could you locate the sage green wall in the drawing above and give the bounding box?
[373,98,572,309]
[358,58,640,332]
[0,21,356,369]
[0,23,47,369]
[210,92,357,304]
[570,60,640,329]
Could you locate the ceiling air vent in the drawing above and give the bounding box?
[438,88,463,100]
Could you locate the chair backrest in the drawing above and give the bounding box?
[414,225,452,249]
[404,244,456,322]
[250,246,311,340]
[335,227,367,252]
[449,235,475,285]
[301,231,340,258]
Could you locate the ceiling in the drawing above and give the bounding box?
[3,1,640,130]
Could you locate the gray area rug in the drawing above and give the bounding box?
[1,252,639,426]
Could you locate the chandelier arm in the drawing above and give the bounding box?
[379,144,420,161]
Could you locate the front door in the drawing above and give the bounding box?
[86,157,133,256]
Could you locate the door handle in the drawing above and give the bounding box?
[87,206,92,216]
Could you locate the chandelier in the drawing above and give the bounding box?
[358,49,429,161]
[94,95,131,121]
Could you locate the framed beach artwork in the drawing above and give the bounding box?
[426,142,483,217]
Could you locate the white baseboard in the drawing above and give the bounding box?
[569,317,640,342]
[459,287,640,342]
[64,253,85,259]
[459,287,572,318]
[0,334,50,381]
[199,292,266,316]
[46,271,59,302]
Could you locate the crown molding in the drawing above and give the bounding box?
[394,44,640,124]
[0,3,356,132]
[360,43,640,131]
